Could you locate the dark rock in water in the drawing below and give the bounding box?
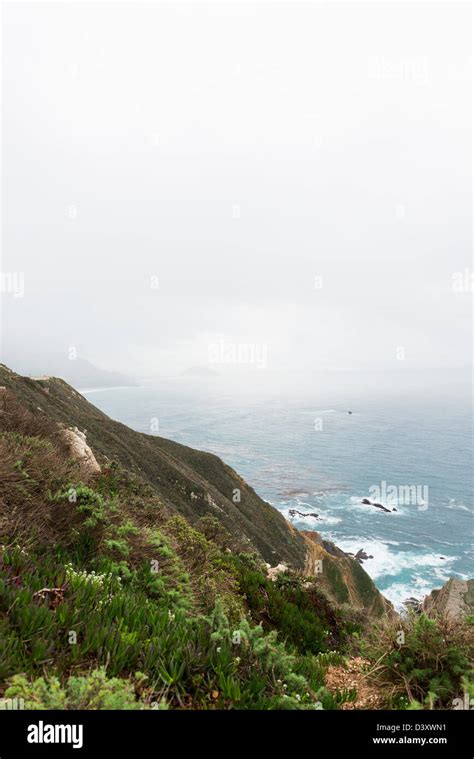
[351,548,374,564]
[439,556,445,560]
[288,509,319,520]
[373,501,392,513]
[392,507,397,512]
[348,411,353,415]
[403,596,423,614]
[361,497,391,513]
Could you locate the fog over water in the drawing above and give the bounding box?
[1,2,471,402]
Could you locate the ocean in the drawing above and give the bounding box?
[82,381,473,609]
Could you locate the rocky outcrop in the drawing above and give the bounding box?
[361,498,394,513]
[266,562,288,582]
[423,578,474,619]
[347,548,374,564]
[288,509,319,519]
[302,531,392,618]
[61,425,101,475]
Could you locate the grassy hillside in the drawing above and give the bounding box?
[1,364,471,710]
[0,365,306,568]
[0,364,389,614]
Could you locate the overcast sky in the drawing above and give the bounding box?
[1,2,472,396]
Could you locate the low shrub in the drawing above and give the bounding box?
[0,546,355,710]
[362,612,474,708]
[5,669,155,710]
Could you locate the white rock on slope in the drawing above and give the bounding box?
[61,426,101,475]
[266,563,288,582]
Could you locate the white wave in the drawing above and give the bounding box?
[316,513,342,526]
[333,537,457,581]
[445,499,472,513]
[294,498,312,507]
[382,576,438,610]
[383,566,471,610]
[374,538,401,546]
[282,513,321,529]
[281,506,341,528]
[312,492,347,500]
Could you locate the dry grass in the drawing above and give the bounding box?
[0,390,68,450]
[325,657,388,709]
[0,391,85,544]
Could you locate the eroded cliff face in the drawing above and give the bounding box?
[423,579,474,619]
[302,531,392,618]
[0,363,391,618]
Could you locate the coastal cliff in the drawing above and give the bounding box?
[0,363,471,711]
[0,363,388,617]
[423,578,474,619]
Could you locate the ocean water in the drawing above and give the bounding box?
[82,383,473,609]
